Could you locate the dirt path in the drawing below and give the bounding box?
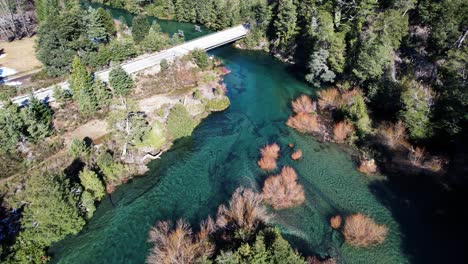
[138,94,182,114]
[63,119,109,146]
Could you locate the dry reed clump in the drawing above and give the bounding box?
[291,150,302,160]
[340,89,361,106]
[292,95,315,114]
[357,159,377,175]
[147,219,215,264]
[216,187,269,232]
[330,215,342,229]
[379,121,408,148]
[262,166,305,210]
[317,88,340,109]
[286,113,320,133]
[343,213,388,247]
[257,157,277,171]
[317,88,361,110]
[257,143,280,171]
[409,146,426,166]
[333,121,354,142]
[260,143,280,159]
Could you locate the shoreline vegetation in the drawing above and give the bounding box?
[0,2,232,259]
[0,0,466,263]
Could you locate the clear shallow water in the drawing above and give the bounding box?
[50,48,411,264]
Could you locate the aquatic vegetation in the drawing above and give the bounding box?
[286,113,320,133]
[147,219,215,264]
[292,95,315,114]
[343,214,388,247]
[333,121,354,142]
[257,157,277,171]
[260,143,280,159]
[291,150,302,160]
[257,143,280,171]
[330,215,342,229]
[262,166,305,210]
[216,187,269,232]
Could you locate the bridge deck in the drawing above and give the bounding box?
[9,25,248,106]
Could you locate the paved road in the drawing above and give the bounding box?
[8,25,248,107]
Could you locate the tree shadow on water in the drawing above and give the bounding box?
[368,172,468,263]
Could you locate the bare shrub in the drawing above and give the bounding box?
[291,150,302,160]
[317,88,340,109]
[333,121,354,142]
[409,146,426,166]
[357,159,377,175]
[147,219,215,264]
[379,121,407,148]
[257,143,280,171]
[257,157,277,171]
[340,89,361,106]
[292,95,315,114]
[262,166,305,210]
[286,113,320,133]
[260,143,280,159]
[216,187,269,232]
[330,215,342,229]
[343,213,388,247]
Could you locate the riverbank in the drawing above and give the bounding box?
[0,52,232,262]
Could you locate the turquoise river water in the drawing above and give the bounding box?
[50,6,428,264]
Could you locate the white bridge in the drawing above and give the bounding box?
[9,25,248,106]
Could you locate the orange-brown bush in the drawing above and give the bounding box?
[333,121,354,142]
[147,219,215,264]
[291,150,302,160]
[343,213,388,247]
[317,88,340,109]
[216,187,269,232]
[357,159,377,175]
[292,95,315,114]
[340,89,361,106]
[286,113,320,133]
[379,121,408,148]
[257,143,280,171]
[330,215,342,229]
[262,166,305,210]
[257,157,277,171]
[260,143,280,159]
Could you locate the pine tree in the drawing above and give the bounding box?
[69,56,92,100]
[109,65,135,98]
[79,169,105,201]
[35,0,59,22]
[141,23,169,52]
[93,80,112,110]
[87,7,116,43]
[273,0,297,51]
[21,95,53,142]
[131,14,150,43]
[0,101,25,154]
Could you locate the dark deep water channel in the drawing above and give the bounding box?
[49,6,441,264]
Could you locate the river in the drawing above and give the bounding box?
[50,6,416,264]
